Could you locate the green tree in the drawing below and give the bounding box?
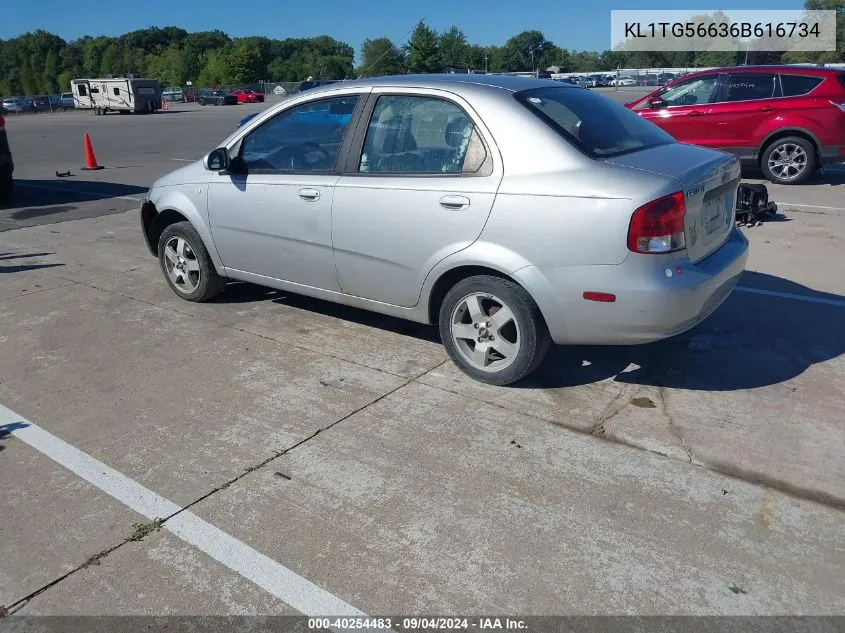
[406,21,443,73]
[359,37,406,76]
[501,30,556,72]
[225,41,263,84]
[440,26,469,67]
[42,49,58,93]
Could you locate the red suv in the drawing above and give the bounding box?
[626,65,845,185]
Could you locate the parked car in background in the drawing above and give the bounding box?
[1,97,35,113]
[0,113,13,199]
[162,87,185,102]
[33,96,53,112]
[229,89,264,103]
[59,93,75,110]
[198,90,238,106]
[626,65,845,185]
[298,80,340,92]
[140,74,748,386]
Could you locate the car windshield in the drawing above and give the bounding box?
[516,86,674,158]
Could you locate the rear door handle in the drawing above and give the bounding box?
[760,105,775,112]
[439,195,470,210]
[688,110,704,117]
[298,187,320,201]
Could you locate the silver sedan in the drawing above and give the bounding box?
[141,74,748,385]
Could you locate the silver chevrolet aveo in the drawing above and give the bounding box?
[141,75,748,385]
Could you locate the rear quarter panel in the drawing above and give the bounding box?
[481,166,678,268]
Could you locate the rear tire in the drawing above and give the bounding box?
[439,275,551,386]
[157,222,226,302]
[760,136,816,185]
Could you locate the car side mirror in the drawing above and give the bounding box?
[204,147,230,171]
[648,97,667,109]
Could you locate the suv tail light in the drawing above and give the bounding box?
[627,191,686,254]
[0,115,4,128]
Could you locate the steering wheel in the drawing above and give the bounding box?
[291,142,330,169]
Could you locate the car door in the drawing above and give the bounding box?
[207,92,365,291]
[635,74,720,147]
[707,72,781,159]
[331,89,502,307]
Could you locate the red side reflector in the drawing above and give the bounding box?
[583,291,616,303]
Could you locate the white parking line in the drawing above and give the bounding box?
[736,285,845,307]
[0,404,368,620]
[170,158,195,162]
[778,202,845,212]
[15,182,142,202]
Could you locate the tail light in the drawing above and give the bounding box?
[627,191,686,254]
[0,115,4,128]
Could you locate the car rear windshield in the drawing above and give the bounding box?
[515,86,674,158]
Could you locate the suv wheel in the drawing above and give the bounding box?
[157,222,226,302]
[761,136,816,185]
[439,275,551,386]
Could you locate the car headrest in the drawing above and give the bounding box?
[445,117,472,148]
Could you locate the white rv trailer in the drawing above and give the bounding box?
[70,77,162,114]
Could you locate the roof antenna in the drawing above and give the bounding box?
[357,17,424,79]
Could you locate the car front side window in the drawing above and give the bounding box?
[658,76,719,107]
[357,95,486,175]
[239,94,359,173]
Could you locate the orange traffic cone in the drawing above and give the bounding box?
[82,132,103,170]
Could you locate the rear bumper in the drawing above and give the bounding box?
[514,226,749,345]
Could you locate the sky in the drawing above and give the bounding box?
[4,0,808,61]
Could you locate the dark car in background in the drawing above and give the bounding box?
[297,79,340,92]
[33,96,54,112]
[1,97,35,113]
[0,114,13,199]
[198,90,239,106]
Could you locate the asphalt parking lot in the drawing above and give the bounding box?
[1,88,844,618]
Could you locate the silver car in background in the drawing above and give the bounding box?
[141,75,748,385]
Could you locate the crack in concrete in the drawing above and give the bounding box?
[590,384,632,437]
[0,267,146,303]
[1,360,448,616]
[658,385,694,464]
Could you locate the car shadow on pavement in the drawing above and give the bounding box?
[0,422,29,453]
[0,251,63,274]
[0,180,148,209]
[214,282,442,342]
[216,271,844,392]
[523,270,845,391]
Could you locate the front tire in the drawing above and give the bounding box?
[760,136,816,185]
[439,275,551,386]
[157,222,226,302]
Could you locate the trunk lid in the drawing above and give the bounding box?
[606,143,741,263]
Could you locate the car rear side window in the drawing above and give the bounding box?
[779,74,824,96]
[721,73,779,102]
[516,86,674,158]
[358,95,488,175]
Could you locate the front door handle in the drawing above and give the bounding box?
[298,187,320,201]
[688,110,704,117]
[439,195,470,210]
[760,105,775,112]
